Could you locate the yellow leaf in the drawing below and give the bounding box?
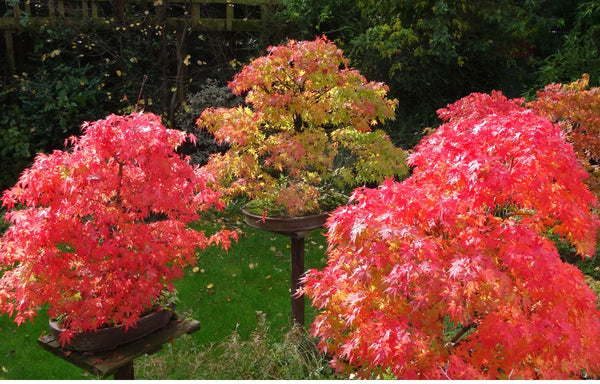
[183,54,191,66]
[206,283,214,289]
[192,267,199,273]
[116,70,122,77]
[2,366,8,373]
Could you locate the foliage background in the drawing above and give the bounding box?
[2,1,600,189]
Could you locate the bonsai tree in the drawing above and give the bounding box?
[196,37,408,217]
[302,92,600,379]
[528,74,600,197]
[0,112,236,345]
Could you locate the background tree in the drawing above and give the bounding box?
[284,0,581,147]
[534,1,600,91]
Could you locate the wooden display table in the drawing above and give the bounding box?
[37,314,200,379]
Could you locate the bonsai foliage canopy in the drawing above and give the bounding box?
[302,92,600,379]
[0,112,236,345]
[197,36,408,217]
[528,73,600,197]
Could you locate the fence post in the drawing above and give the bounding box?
[12,0,20,29]
[48,0,55,25]
[5,30,15,75]
[91,0,98,18]
[226,0,233,31]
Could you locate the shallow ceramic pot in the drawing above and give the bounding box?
[49,304,175,352]
[241,206,330,235]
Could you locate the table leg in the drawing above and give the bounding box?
[114,361,134,380]
[290,235,305,326]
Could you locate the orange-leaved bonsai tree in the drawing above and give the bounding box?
[0,112,236,347]
[528,74,600,198]
[196,36,408,218]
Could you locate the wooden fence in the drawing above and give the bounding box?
[2,0,281,74]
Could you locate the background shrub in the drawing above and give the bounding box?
[176,79,242,166]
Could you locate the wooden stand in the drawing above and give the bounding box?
[241,208,330,328]
[289,232,306,327]
[37,314,200,379]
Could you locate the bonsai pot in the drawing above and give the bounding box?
[49,304,175,352]
[241,206,330,235]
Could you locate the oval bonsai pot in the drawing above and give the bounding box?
[49,304,175,352]
[241,206,330,234]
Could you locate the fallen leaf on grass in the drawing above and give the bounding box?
[207,283,214,289]
[2,367,8,373]
[192,267,199,273]
[265,275,271,279]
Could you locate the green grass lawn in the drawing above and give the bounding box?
[0,225,330,380]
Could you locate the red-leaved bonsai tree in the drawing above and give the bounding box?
[528,74,600,197]
[196,37,408,217]
[302,92,600,379]
[0,112,236,345]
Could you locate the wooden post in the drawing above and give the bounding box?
[4,30,15,75]
[290,234,305,326]
[191,2,200,28]
[115,0,125,26]
[49,0,55,25]
[13,1,20,29]
[175,23,187,104]
[91,0,98,18]
[82,0,88,18]
[225,1,233,31]
[113,362,134,380]
[156,1,169,113]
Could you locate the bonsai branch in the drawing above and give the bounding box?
[446,322,477,349]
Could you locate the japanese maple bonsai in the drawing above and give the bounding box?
[0,112,236,347]
[302,92,600,379]
[196,37,409,219]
